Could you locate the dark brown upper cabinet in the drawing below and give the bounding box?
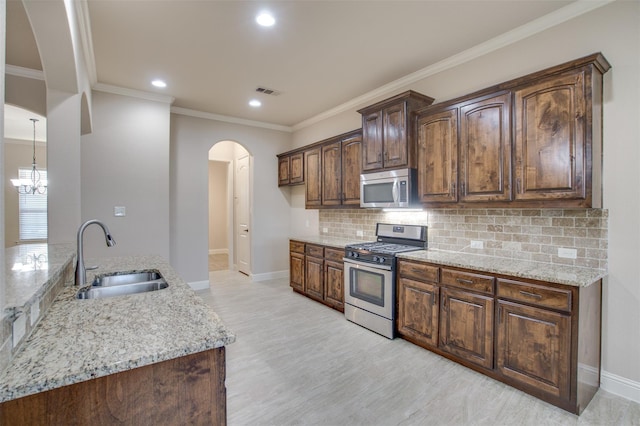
[415,53,610,208]
[304,129,362,209]
[277,152,304,187]
[358,91,434,172]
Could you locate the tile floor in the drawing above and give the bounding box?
[197,270,640,426]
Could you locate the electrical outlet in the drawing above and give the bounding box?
[322,227,328,234]
[114,206,126,217]
[470,240,484,249]
[305,220,310,228]
[356,230,364,237]
[558,248,577,259]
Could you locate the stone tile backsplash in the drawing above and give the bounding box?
[319,208,608,270]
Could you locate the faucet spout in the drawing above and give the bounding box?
[75,220,116,286]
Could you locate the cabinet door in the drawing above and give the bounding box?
[460,93,512,202]
[439,287,494,369]
[305,148,322,207]
[341,134,362,206]
[496,300,571,400]
[278,156,290,186]
[417,108,458,203]
[362,111,383,171]
[397,277,439,348]
[290,252,305,292]
[290,152,304,184]
[324,260,344,311]
[321,141,342,206]
[514,71,586,201]
[305,256,324,302]
[383,102,408,168]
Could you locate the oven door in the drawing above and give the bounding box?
[343,258,394,320]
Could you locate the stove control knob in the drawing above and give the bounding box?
[378,256,386,264]
[372,256,379,263]
[351,252,359,258]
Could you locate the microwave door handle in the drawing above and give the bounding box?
[392,180,399,204]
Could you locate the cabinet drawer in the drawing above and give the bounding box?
[441,268,495,295]
[305,244,324,258]
[290,240,305,254]
[325,247,344,263]
[497,279,572,312]
[398,260,439,283]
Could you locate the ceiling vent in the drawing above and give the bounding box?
[255,87,282,96]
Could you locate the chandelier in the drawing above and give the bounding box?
[11,118,47,195]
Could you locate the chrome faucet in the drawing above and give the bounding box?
[75,219,116,286]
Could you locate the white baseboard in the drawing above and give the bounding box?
[601,370,640,404]
[208,249,229,255]
[250,270,289,282]
[189,280,210,291]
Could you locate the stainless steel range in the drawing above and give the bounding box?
[343,223,427,339]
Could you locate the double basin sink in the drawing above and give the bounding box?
[76,271,168,300]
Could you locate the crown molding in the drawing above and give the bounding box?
[171,107,293,133]
[291,0,614,131]
[75,0,97,86]
[93,82,176,104]
[5,65,45,81]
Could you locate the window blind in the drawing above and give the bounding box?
[18,168,48,241]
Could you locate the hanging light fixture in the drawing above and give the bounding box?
[11,118,47,195]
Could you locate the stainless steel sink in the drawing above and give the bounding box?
[76,280,168,299]
[91,271,163,287]
[76,271,168,299]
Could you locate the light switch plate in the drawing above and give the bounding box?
[114,206,126,217]
[356,230,364,237]
[322,227,328,234]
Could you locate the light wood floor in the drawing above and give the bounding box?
[197,271,640,426]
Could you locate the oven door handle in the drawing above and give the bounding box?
[343,258,393,271]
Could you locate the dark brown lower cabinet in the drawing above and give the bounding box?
[496,300,571,399]
[0,348,227,425]
[397,277,439,348]
[439,286,494,370]
[324,259,344,310]
[290,240,344,313]
[396,258,602,415]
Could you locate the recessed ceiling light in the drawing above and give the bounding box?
[151,79,167,88]
[249,99,262,108]
[256,11,275,27]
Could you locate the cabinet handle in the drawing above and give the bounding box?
[461,182,466,195]
[519,290,542,299]
[378,153,382,162]
[516,178,521,193]
[456,278,474,285]
[498,307,502,324]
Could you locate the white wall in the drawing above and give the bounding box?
[170,113,291,283]
[80,91,171,260]
[291,0,640,394]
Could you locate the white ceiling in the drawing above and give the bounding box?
[6,0,583,130]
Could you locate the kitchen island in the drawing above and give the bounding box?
[0,254,235,424]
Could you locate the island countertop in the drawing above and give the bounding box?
[0,255,236,403]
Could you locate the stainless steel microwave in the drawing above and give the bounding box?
[360,168,418,208]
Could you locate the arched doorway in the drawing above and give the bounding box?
[208,141,252,276]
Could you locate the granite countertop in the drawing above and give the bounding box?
[398,250,606,287]
[290,235,361,249]
[289,236,605,287]
[3,243,76,313]
[0,255,236,403]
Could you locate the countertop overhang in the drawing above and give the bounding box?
[0,255,235,403]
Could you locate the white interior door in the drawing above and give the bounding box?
[235,155,251,275]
